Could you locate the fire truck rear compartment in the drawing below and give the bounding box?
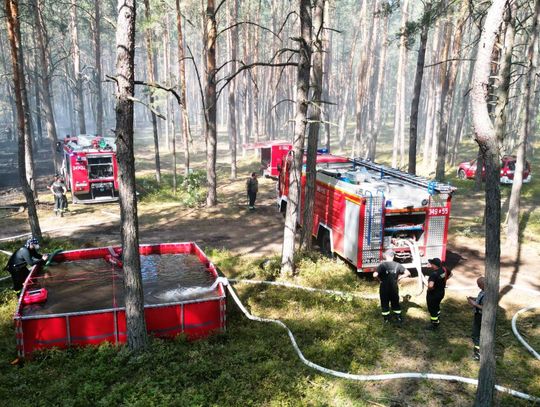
[384,213,426,262]
[87,156,114,179]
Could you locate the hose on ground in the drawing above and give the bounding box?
[227,278,540,402]
[511,306,540,360]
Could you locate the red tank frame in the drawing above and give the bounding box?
[14,243,227,358]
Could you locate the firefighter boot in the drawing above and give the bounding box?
[382,313,391,324]
[473,346,480,361]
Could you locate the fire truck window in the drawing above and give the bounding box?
[261,148,271,165]
[507,160,515,171]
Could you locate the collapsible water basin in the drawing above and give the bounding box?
[14,242,226,358]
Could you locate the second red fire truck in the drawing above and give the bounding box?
[58,134,119,203]
[277,151,456,272]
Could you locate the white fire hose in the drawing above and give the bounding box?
[226,278,540,402]
[512,306,540,360]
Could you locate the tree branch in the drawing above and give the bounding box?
[126,96,166,120]
[425,57,475,68]
[218,21,281,41]
[216,61,297,98]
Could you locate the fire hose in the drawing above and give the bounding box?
[226,278,540,402]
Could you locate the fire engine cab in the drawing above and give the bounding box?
[277,152,456,272]
[58,134,119,203]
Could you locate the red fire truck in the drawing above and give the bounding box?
[277,152,456,272]
[244,140,293,179]
[58,134,119,203]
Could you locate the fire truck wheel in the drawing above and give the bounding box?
[319,232,333,258]
[457,169,466,180]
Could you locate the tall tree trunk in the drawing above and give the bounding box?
[4,0,42,240]
[171,106,177,193]
[204,0,218,206]
[175,0,191,176]
[143,0,161,184]
[435,13,453,181]
[368,11,388,159]
[114,0,147,352]
[301,0,325,250]
[408,3,430,175]
[470,0,507,404]
[337,29,359,150]
[31,31,43,149]
[352,2,372,157]
[94,0,103,135]
[281,0,312,276]
[227,0,238,179]
[506,0,539,255]
[322,0,332,151]
[393,0,409,168]
[70,0,86,134]
[493,4,516,146]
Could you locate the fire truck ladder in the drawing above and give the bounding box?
[397,239,428,296]
[351,158,456,194]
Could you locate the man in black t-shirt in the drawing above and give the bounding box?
[426,258,451,330]
[373,250,411,323]
[5,237,48,294]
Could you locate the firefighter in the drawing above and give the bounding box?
[467,276,485,360]
[246,172,259,210]
[5,237,48,294]
[49,174,68,216]
[373,250,411,324]
[425,258,452,330]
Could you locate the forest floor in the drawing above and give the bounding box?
[0,131,539,406]
[1,135,538,308]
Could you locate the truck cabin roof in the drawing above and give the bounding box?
[63,135,116,153]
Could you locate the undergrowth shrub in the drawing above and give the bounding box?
[137,170,206,206]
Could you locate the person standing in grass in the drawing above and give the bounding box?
[467,276,485,360]
[373,250,411,324]
[425,258,452,330]
[246,172,259,210]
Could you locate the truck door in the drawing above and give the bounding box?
[343,199,359,264]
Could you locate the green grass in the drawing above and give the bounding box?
[0,245,537,406]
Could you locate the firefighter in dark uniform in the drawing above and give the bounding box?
[426,258,451,329]
[467,276,485,360]
[373,250,411,323]
[49,174,68,216]
[5,237,48,294]
[246,172,259,210]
